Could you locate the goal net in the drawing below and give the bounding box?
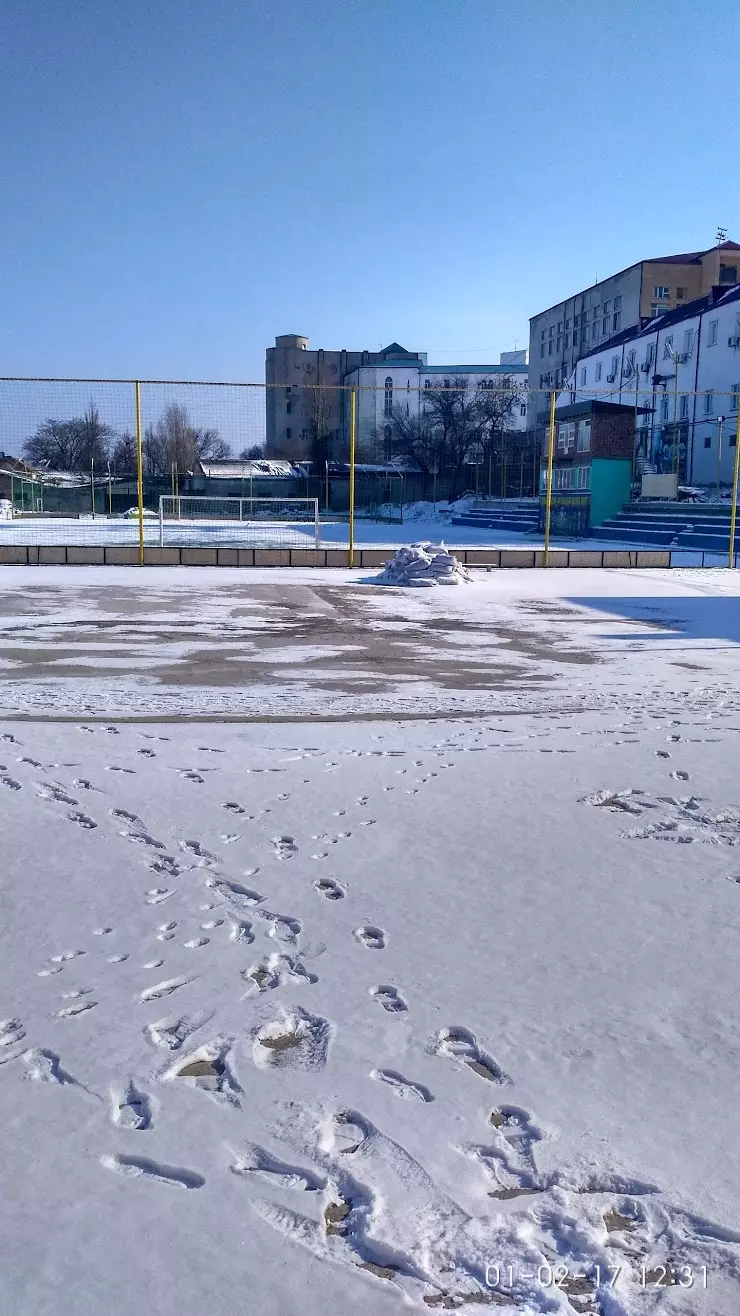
[158,496,321,548]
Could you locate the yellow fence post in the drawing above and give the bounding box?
[135,380,144,566]
[729,407,740,568]
[349,387,356,568]
[543,389,556,566]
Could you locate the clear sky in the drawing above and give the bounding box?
[2,0,739,384]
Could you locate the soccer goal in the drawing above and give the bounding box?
[158,496,321,548]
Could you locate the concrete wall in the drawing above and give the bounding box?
[0,544,676,569]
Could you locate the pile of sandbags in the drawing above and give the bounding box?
[375,542,472,588]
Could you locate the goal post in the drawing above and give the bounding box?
[158,495,321,548]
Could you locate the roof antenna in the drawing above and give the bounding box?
[717,227,727,243]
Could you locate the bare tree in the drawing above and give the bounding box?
[306,386,334,467]
[377,405,438,472]
[239,443,265,460]
[420,377,483,493]
[110,431,138,474]
[23,404,114,470]
[142,404,230,474]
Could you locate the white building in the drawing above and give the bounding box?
[556,284,740,486]
[343,357,529,456]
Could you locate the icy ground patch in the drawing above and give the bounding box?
[3,706,740,1314]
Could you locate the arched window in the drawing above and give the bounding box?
[383,424,392,460]
[384,376,393,417]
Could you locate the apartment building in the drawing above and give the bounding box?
[529,239,740,394]
[556,282,740,486]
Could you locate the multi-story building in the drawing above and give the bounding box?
[342,357,529,456]
[265,336,425,458]
[266,337,528,459]
[554,282,740,487]
[529,239,740,395]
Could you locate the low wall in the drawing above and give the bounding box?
[0,545,673,569]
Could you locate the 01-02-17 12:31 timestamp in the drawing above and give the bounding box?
[483,1262,708,1290]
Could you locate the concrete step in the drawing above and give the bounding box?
[450,514,538,532]
[596,527,677,546]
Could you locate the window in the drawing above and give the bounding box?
[384,376,393,416]
[663,335,674,359]
[541,329,546,340]
[424,379,432,388]
[650,303,669,318]
[549,340,554,356]
[731,384,740,412]
[683,328,693,355]
[613,312,621,331]
[557,336,562,351]
[565,318,572,331]
[576,464,591,490]
[610,355,619,378]
[577,418,591,452]
[574,314,581,327]
[520,403,527,417]
[704,391,714,415]
[704,434,712,448]
[614,295,622,311]
[676,286,687,299]
[557,321,563,333]
[660,395,669,422]
[593,305,601,319]
[592,324,599,341]
[720,264,738,285]
[383,425,392,459]
[572,330,579,347]
[580,367,587,386]
[680,394,689,419]
[646,343,655,367]
[603,300,611,315]
[549,325,554,337]
[708,319,718,345]
[653,285,670,298]
[595,362,602,381]
[286,427,292,439]
[284,387,291,398]
[540,342,545,358]
[602,318,609,336]
[286,401,291,414]
[557,421,576,453]
[564,334,570,348]
[581,309,589,323]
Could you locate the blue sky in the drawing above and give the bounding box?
[2,0,739,384]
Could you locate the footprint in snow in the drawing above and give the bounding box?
[370,1068,433,1102]
[110,1080,152,1130]
[108,954,129,964]
[139,976,193,1003]
[68,811,97,829]
[353,925,386,951]
[145,888,175,905]
[369,985,407,1013]
[432,1026,509,1085]
[671,770,690,781]
[313,878,345,901]
[0,775,22,791]
[137,749,156,758]
[271,835,298,860]
[100,1154,203,1189]
[56,1000,98,1019]
[0,1018,26,1047]
[106,766,135,775]
[51,949,86,964]
[184,938,209,949]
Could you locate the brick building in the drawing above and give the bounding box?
[537,400,646,535]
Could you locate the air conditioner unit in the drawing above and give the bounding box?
[677,352,689,364]
[606,373,616,382]
[640,361,651,373]
[729,335,740,348]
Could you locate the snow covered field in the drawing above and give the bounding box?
[0,513,658,551]
[3,566,740,1314]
